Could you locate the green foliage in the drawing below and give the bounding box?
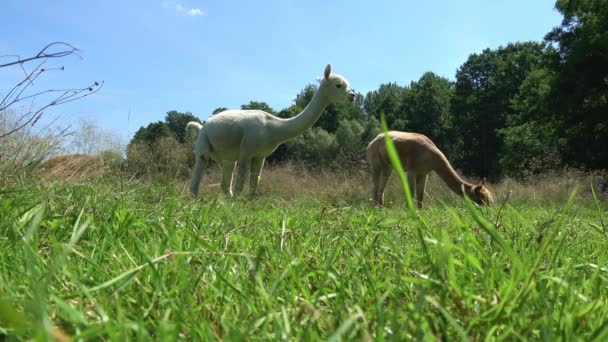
[364,82,408,130]
[127,136,192,179]
[130,121,172,146]
[546,0,608,169]
[128,111,202,178]
[131,110,202,146]
[165,111,201,143]
[284,128,338,167]
[401,72,454,149]
[240,101,276,115]
[499,67,565,177]
[450,42,549,178]
[335,119,364,154]
[509,67,556,124]
[99,149,125,169]
[212,107,228,115]
[499,121,565,177]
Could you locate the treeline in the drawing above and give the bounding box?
[129,1,607,179]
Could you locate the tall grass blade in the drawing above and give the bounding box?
[425,296,468,342]
[379,113,415,213]
[463,196,521,269]
[590,181,606,238]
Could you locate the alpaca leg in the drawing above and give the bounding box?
[377,168,392,205]
[406,172,418,207]
[249,157,265,195]
[189,155,208,196]
[415,174,428,208]
[370,166,382,204]
[233,157,252,195]
[220,161,236,196]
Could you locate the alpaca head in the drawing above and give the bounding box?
[318,64,355,103]
[468,178,494,205]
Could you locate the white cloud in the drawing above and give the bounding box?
[166,1,206,17]
[186,8,204,16]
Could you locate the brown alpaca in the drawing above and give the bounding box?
[366,131,494,208]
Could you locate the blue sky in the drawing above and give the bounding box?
[1,0,562,144]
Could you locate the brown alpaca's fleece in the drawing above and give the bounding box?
[366,131,494,208]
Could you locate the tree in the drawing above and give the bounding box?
[499,121,564,177]
[450,42,549,177]
[212,107,228,115]
[165,110,201,143]
[129,110,202,145]
[545,0,608,169]
[400,72,453,149]
[498,66,565,176]
[240,101,276,115]
[364,82,408,130]
[71,118,123,155]
[322,93,367,133]
[131,121,172,145]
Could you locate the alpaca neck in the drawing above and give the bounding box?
[275,86,329,142]
[434,155,475,197]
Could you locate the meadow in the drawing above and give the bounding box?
[0,162,607,341]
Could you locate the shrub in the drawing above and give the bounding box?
[0,109,67,185]
[126,137,192,179]
[284,128,338,168]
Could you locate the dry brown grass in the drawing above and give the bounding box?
[0,117,68,186]
[183,162,489,206]
[496,169,608,204]
[183,163,606,207]
[37,154,113,181]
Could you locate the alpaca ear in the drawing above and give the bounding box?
[479,177,487,186]
[324,64,331,80]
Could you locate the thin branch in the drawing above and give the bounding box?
[0,81,104,139]
[0,42,80,68]
[0,62,58,110]
[1,42,101,139]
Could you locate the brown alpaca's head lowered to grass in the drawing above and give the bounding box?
[366,131,494,208]
[468,177,494,205]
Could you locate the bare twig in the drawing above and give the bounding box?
[0,42,80,68]
[0,42,100,139]
[0,81,103,139]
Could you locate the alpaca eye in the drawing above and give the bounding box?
[336,84,342,88]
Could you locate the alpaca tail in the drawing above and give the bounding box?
[186,121,203,140]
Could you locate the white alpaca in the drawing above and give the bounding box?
[187,64,355,196]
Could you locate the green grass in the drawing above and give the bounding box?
[0,174,607,340]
